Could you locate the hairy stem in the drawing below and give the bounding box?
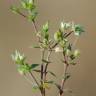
[59,50,69,96]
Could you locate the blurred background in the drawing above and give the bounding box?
[0,0,96,96]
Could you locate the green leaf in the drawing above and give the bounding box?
[67,43,72,51]
[70,54,75,60]
[30,45,40,48]
[65,49,71,56]
[41,22,49,41]
[74,24,84,36]
[21,0,35,10]
[64,73,70,82]
[48,71,56,77]
[54,31,62,42]
[42,21,49,32]
[17,63,30,75]
[21,0,27,9]
[59,40,66,47]
[30,64,39,70]
[10,6,20,14]
[73,49,80,57]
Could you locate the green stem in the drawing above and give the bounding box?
[29,71,41,91]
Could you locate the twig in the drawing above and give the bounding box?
[16,11,41,42]
[64,31,73,38]
[59,49,69,96]
[44,50,52,79]
[29,71,40,87]
[24,74,34,85]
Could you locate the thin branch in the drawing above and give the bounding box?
[59,50,69,96]
[29,71,40,88]
[64,31,73,38]
[43,50,52,96]
[17,11,27,18]
[51,42,59,49]
[32,20,38,33]
[61,64,69,90]
[44,50,52,79]
[24,74,34,85]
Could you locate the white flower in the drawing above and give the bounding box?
[65,22,71,29]
[11,50,25,63]
[60,22,71,30]
[54,47,63,52]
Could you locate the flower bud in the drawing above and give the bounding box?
[74,49,80,57]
